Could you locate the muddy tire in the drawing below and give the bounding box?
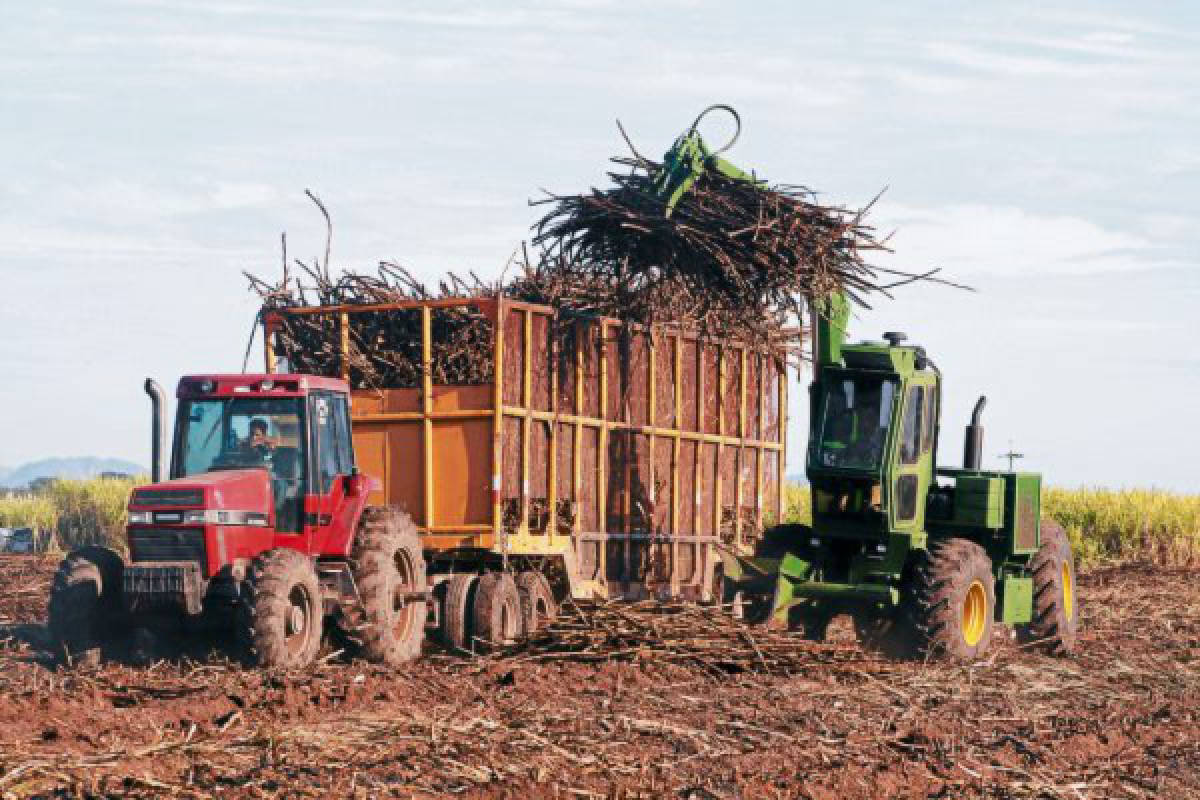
[239,548,323,668]
[342,508,427,666]
[1018,521,1079,656]
[48,546,125,665]
[441,572,478,653]
[909,538,996,661]
[472,572,521,652]
[516,571,556,635]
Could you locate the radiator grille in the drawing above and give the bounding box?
[129,528,206,563]
[133,489,203,507]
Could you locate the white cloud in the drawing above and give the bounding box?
[873,204,1157,276]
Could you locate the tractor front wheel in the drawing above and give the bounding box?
[343,508,427,666]
[48,546,126,666]
[910,538,996,661]
[1018,521,1079,655]
[239,548,323,668]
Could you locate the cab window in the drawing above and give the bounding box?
[899,387,923,465]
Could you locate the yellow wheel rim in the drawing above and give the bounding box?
[961,580,987,647]
[1062,561,1074,621]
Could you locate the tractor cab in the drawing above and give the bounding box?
[126,374,371,592]
[806,332,940,538]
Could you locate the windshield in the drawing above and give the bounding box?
[176,396,308,531]
[814,375,897,470]
[178,397,305,476]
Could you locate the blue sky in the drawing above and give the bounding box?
[1,1,1196,490]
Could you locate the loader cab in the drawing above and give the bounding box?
[170,374,357,534]
[806,337,940,535]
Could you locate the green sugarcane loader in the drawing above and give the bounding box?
[656,107,1079,660]
[724,294,1079,659]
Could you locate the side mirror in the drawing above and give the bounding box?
[344,472,370,498]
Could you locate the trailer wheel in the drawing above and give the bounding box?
[909,538,996,661]
[473,572,521,651]
[1018,521,1079,656]
[516,571,557,635]
[442,572,478,653]
[345,508,427,666]
[239,548,323,668]
[48,546,126,665]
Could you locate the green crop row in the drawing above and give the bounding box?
[0,476,143,552]
[1,478,1196,568]
[782,483,1199,567]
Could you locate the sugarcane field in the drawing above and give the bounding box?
[2,4,1197,799]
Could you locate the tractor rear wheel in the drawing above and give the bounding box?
[516,571,557,635]
[344,507,427,666]
[909,538,996,661]
[472,572,521,651]
[48,546,126,665]
[239,548,323,668]
[1018,521,1079,655]
[441,572,478,653]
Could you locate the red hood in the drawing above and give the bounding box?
[129,470,272,516]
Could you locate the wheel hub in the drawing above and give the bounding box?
[1062,561,1074,621]
[961,580,987,647]
[288,604,306,636]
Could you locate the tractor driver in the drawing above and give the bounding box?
[241,418,276,459]
[845,395,886,467]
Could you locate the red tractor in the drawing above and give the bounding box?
[48,374,429,668]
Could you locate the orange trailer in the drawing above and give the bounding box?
[263,297,786,602]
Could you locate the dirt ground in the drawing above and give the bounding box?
[0,555,1197,799]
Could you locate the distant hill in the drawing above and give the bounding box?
[2,457,146,489]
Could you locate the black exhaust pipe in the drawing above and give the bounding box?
[144,378,166,483]
[963,395,986,470]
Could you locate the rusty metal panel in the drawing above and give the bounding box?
[630,433,652,531]
[503,309,524,406]
[606,431,628,532]
[680,339,698,432]
[528,420,550,531]
[697,443,717,537]
[556,422,575,534]
[628,333,650,427]
[701,344,720,434]
[655,336,675,427]
[746,353,762,440]
[762,450,781,525]
[555,325,577,414]
[653,438,673,533]
[579,427,599,531]
[722,348,742,436]
[530,313,551,412]
[763,358,780,442]
[605,332,624,421]
[581,323,602,418]
[678,440,696,534]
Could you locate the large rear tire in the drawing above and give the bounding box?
[472,572,521,652]
[343,507,427,666]
[239,548,323,668]
[909,538,996,661]
[1018,521,1079,655]
[48,546,125,665]
[516,571,557,635]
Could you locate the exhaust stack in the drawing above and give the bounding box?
[144,378,166,483]
[963,395,986,471]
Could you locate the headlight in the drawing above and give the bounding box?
[128,511,152,524]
